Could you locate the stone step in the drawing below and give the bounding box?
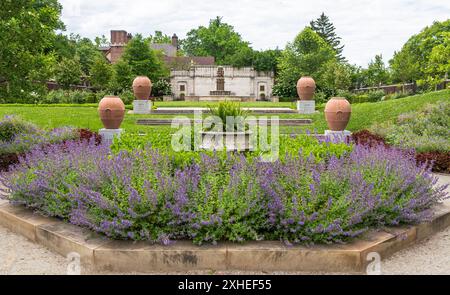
[136,118,313,126]
[151,107,297,115]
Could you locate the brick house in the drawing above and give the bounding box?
[99,30,215,69]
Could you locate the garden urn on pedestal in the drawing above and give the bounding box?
[132,76,153,114]
[297,76,316,100]
[324,97,352,143]
[296,76,316,114]
[98,96,125,142]
[324,97,352,131]
[132,76,152,100]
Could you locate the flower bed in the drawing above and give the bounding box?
[3,139,447,245]
[0,115,101,171]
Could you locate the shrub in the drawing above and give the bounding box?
[416,151,450,174]
[0,116,38,142]
[367,90,385,102]
[42,90,95,104]
[376,101,450,153]
[0,116,96,171]
[314,91,328,105]
[4,141,447,245]
[111,130,352,168]
[351,130,388,148]
[207,102,250,131]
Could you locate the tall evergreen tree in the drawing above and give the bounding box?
[310,13,346,61]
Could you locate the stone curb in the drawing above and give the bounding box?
[0,202,449,273]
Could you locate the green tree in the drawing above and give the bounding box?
[274,27,336,98]
[95,35,110,48]
[54,57,83,89]
[389,19,450,86]
[0,0,64,101]
[122,34,168,82]
[425,33,450,89]
[148,31,172,44]
[253,49,282,74]
[320,60,353,95]
[152,79,173,97]
[90,56,113,90]
[74,36,104,76]
[365,54,390,86]
[227,46,255,68]
[110,59,134,92]
[182,17,252,65]
[310,13,345,61]
[390,48,419,83]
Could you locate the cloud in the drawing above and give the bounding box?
[59,0,450,66]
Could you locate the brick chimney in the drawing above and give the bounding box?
[171,34,179,49]
[111,30,129,45]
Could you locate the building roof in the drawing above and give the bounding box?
[150,44,177,57]
[165,56,216,70]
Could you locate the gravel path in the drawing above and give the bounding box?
[0,174,449,275]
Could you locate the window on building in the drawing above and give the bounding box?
[260,85,265,92]
[180,85,186,92]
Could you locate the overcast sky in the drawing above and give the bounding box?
[59,0,450,66]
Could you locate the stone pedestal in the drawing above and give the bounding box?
[324,130,351,143]
[297,100,315,114]
[133,100,152,114]
[99,129,123,143]
[200,131,254,151]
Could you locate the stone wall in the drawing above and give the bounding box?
[171,66,275,101]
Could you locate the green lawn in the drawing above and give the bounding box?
[0,90,448,134]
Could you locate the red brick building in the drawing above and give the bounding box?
[100,30,215,69]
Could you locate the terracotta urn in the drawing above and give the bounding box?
[98,96,126,129]
[324,97,352,131]
[132,76,152,100]
[297,76,316,100]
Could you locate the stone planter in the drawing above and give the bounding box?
[324,97,352,131]
[296,76,316,100]
[132,76,152,100]
[200,131,254,151]
[98,96,125,129]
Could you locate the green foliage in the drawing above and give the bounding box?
[372,101,450,153]
[152,79,173,97]
[310,12,345,61]
[278,134,352,161]
[90,56,113,90]
[39,89,134,105]
[110,60,134,92]
[122,34,169,82]
[274,27,336,98]
[363,54,391,87]
[54,57,83,89]
[75,37,104,76]
[207,102,250,131]
[366,90,386,102]
[182,17,252,66]
[0,0,64,100]
[252,49,282,74]
[0,115,77,155]
[320,60,353,95]
[0,115,38,142]
[111,130,351,168]
[389,19,450,86]
[148,31,172,44]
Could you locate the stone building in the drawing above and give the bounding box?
[171,66,275,102]
[100,30,275,101]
